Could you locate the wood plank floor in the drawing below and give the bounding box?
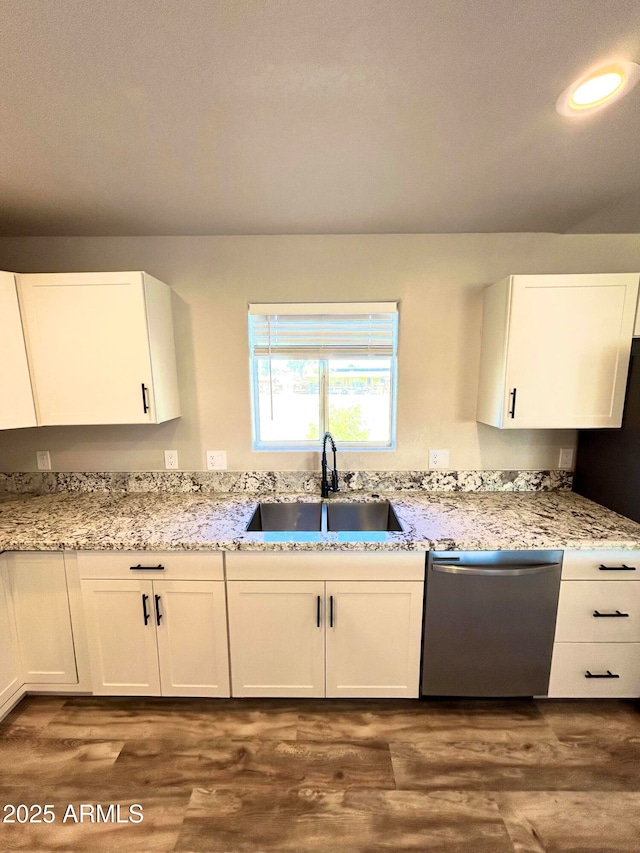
[1,695,640,851]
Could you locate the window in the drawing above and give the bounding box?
[248,302,398,449]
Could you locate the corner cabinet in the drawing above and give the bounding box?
[78,552,230,697]
[226,552,425,699]
[0,555,21,708]
[17,271,180,425]
[6,552,79,685]
[0,271,37,430]
[477,273,639,429]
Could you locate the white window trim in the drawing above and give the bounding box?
[248,302,398,451]
[249,302,398,315]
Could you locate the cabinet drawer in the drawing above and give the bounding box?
[555,581,640,642]
[77,551,223,581]
[562,550,640,580]
[226,551,425,581]
[548,643,640,698]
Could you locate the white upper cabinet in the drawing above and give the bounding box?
[0,271,36,429]
[477,273,639,429]
[17,271,180,425]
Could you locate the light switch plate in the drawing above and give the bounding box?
[36,450,51,470]
[428,449,450,470]
[206,450,227,470]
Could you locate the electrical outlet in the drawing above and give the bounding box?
[164,450,179,470]
[428,449,450,470]
[36,450,51,471]
[206,450,227,470]
[558,447,574,469]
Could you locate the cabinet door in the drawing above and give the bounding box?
[8,553,77,685]
[227,581,325,698]
[325,581,423,699]
[17,272,155,425]
[0,270,36,429]
[81,579,161,696]
[506,274,638,428]
[154,580,230,698]
[0,559,22,707]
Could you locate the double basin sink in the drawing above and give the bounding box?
[246,500,403,533]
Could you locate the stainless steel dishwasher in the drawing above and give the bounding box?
[421,550,562,697]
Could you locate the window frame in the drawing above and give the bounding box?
[248,303,398,451]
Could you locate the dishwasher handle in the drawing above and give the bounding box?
[431,562,561,577]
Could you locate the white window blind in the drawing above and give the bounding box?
[249,302,398,358]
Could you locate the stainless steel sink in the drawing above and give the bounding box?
[246,500,402,532]
[326,501,403,532]
[246,502,322,532]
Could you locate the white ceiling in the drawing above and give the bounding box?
[2,0,640,236]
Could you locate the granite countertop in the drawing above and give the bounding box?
[1,489,640,552]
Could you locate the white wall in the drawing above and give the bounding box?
[0,233,638,473]
[566,189,640,234]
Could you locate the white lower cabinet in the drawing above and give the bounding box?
[548,549,640,698]
[0,556,21,707]
[6,552,78,685]
[82,579,162,695]
[226,581,325,698]
[78,552,230,697]
[324,581,424,699]
[154,580,229,697]
[226,552,424,699]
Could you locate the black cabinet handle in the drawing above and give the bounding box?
[142,593,150,625]
[585,670,620,679]
[155,594,162,626]
[599,564,636,571]
[593,610,629,618]
[508,388,517,418]
[130,564,165,571]
[316,595,321,628]
[141,383,150,414]
[329,595,334,628]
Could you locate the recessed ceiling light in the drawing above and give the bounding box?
[556,61,640,116]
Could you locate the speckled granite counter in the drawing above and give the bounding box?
[1,489,639,552]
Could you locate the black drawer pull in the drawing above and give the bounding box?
[585,670,620,679]
[141,383,150,413]
[593,610,629,618]
[598,564,636,571]
[329,595,334,628]
[130,564,165,571]
[508,387,517,418]
[155,594,162,626]
[316,595,321,628]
